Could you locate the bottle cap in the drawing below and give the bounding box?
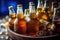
[17,4,22,7]
[8,6,13,9]
[29,2,34,6]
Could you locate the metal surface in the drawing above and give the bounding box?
[8,26,60,40]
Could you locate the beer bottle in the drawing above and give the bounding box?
[27,2,40,37]
[14,4,27,35]
[8,6,16,30]
[37,0,48,21]
[48,2,54,22]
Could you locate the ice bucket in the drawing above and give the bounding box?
[8,26,60,40]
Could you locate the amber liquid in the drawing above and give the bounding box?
[16,19,27,35]
[27,14,40,37]
[37,8,42,12]
[9,14,16,30]
[9,14,16,19]
[15,14,27,35]
[37,8,48,21]
[17,13,24,19]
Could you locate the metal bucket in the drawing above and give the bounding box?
[8,26,60,40]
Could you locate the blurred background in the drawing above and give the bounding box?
[0,0,60,17]
[0,0,60,40]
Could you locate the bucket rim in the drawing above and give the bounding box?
[8,26,59,38]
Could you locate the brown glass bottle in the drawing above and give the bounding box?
[53,8,60,34]
[27,2,40,37]
[27,13,40,37]
[47,2,54,22]
[14,4,27,35]
[8,6,16,30]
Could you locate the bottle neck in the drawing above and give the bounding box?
[29,5,35,13]
[24,9,29,16]
[9,7,15,15]
[17,6,23,14]
[51,2,54,12]
[52,2,54,9]
[24,9,27,15]
[44,0,47,8]
[37,0,43,8]
[52,8,56,21]
[41,0,43,7]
